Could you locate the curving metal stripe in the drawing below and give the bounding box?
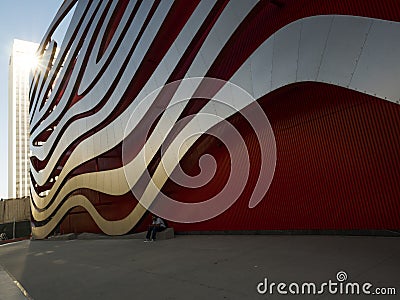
[30,0,254,203]
[30,1,161,160]
[30,1,212,202]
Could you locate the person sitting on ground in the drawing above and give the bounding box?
[144,214,167,242]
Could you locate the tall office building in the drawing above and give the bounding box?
[8,39,39,198]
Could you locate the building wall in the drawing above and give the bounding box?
[29,0,400,238]
[0,197,31,224]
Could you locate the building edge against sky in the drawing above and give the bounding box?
[8,39,39,199]
[29,0,400,239]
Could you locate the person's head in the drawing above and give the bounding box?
[152,214,157,220]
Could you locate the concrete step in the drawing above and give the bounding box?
[42,228,175,240]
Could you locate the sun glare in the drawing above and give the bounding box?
[18,52,40,72]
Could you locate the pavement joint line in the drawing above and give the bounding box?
[0,263,33,300]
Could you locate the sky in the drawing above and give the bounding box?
[0,1,65,199]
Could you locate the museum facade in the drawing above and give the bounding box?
[30,0,400,238]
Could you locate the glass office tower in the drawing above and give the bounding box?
[8,39,39,198]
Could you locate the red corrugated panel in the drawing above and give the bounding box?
[51,1,400,234]
[165,82,400,231]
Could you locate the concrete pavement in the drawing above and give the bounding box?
[0,235,399,299]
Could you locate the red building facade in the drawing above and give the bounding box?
[30,0,400,238]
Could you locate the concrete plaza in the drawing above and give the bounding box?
[0,234,399,299]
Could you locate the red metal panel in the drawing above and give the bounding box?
[162,82,400,231]
[37,0,400,236]
[60,82,400,233]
